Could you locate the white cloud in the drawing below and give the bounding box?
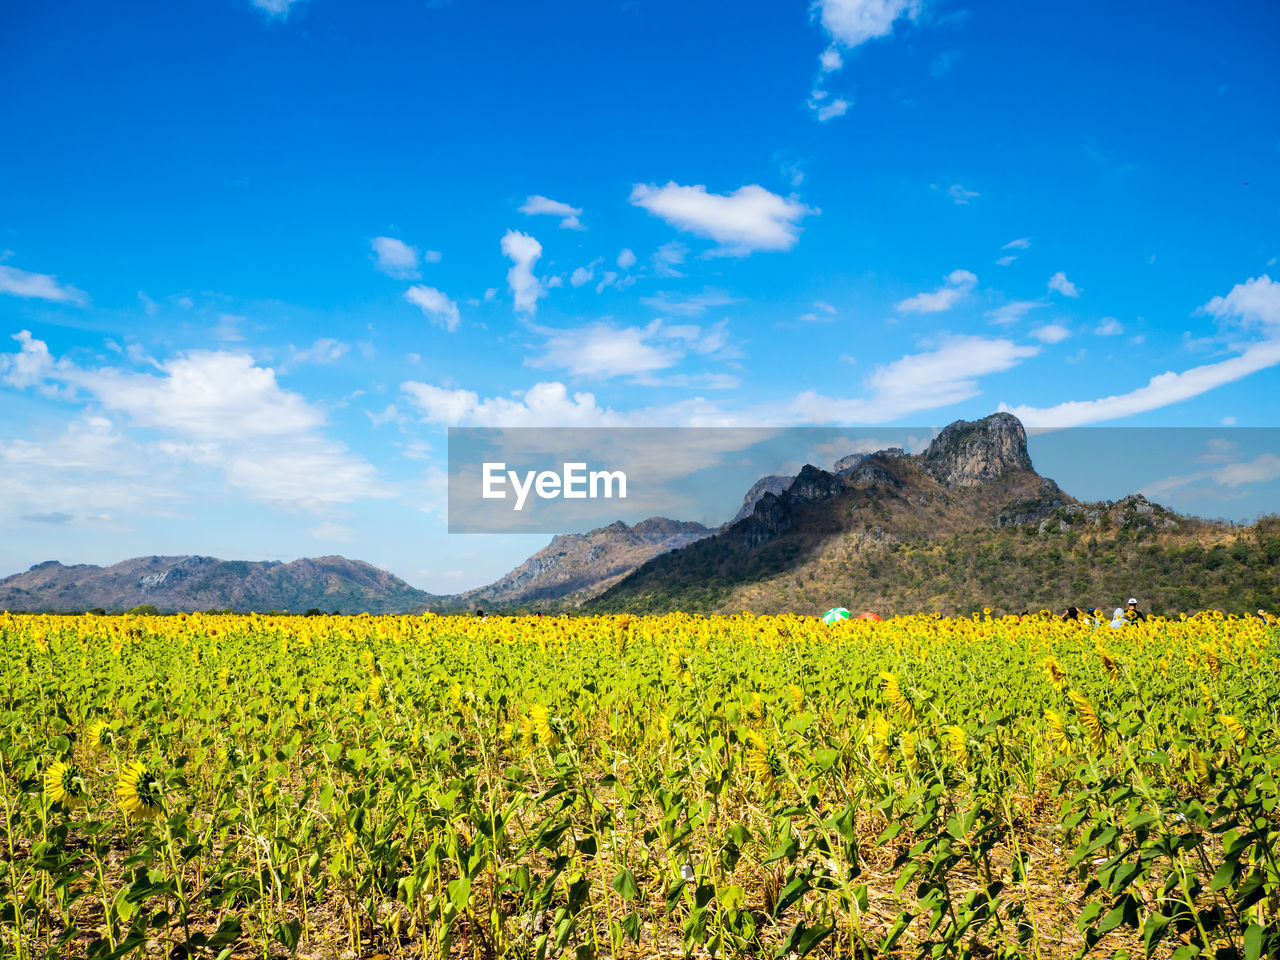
[1140,453,1280,502]
[820,46,844,71]
[787,335,1039,422]
[995,255,1017,267]
[0,330,60,391]
[986,301,1041,326]
[1048,271,1080,297]
[404,285,461,331]
[816,0,920,48]
[522,318,738,382]
[1198,274,1280,334]
[402,334,1037,439]
[370,236,420,279]
[546,275,564,289]
[366,404,405,428]
[251,0,306,17]
[500,230,545,315]
[1003,238,1031,250]
[641,290,737,317]
[570,258,602,288]
[800,300,839,322]
[1095,317,1124,336]
[617,248,637,269]
[423,249,442,263]
[402,380,624,428]
[948,183,979,204]
[808,90,851,121]
[289,338,350,365]
[1030,323,1072,344]
[596,271,618,293]
[527,321,683,380]
[895,269,977,313]
[1,333,385,508]
[629,182,814,255]
[4,415,135,471]
[483,287,497,302]
[0,265,88,304]
[652,242,688,278]
[0,415,176,518]
[518,195,584,230]
[1003,339,1280,427]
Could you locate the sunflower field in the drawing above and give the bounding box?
[1,609,1278,960]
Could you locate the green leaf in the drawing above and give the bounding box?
[612,868,639,901]
[813,748,840,772]
[620,912,641,943]
[1243,923,1265,960]
[1142,912,1170,959]
[1097,894,1139,936]
[271,918,302,954]
[448,876,471,912]
[1209,860,1238,892]
[777,921,834,958]
[773,874,811,919]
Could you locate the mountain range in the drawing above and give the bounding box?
[3,413,1277,616]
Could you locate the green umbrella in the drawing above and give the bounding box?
[822,607,851,624]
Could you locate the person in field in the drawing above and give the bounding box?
[1124,598,1147,622]
[1109,607,1127,628]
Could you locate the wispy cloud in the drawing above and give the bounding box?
[630,182,815,256]
[640,290,737,317]
[1048,271,1080,297]
[404,285,462,331]
[651,242,688,278]
[518,195,584,230]
[895,269,977,313]
[1005,275,1280,425]
[986,301,1041,326]
[370,236,420,279]
[1030,323,1071,344]
[250,0,306,18]
[0,265,88,304]
[524,318,735,381]
[815,0,921,49]
[1,331,386,508]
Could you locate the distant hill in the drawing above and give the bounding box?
[445,516,711,610]
[0,555,439,614]
[589,413,1280,617]
[9,414,1278,618]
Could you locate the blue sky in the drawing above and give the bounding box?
[2,0,1278,593]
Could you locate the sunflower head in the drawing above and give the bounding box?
[84,719,114,752]
[116,760,165,821]
[45,760,87,809]
[743,730,783,791]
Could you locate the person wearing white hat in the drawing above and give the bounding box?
[1125,598,1147,622]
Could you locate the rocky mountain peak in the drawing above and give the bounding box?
[920,412,1033,488]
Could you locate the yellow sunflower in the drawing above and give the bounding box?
[116,760,164,821]
[743,731,784,791]
[84,719,113,752]
[45,760,87,809]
